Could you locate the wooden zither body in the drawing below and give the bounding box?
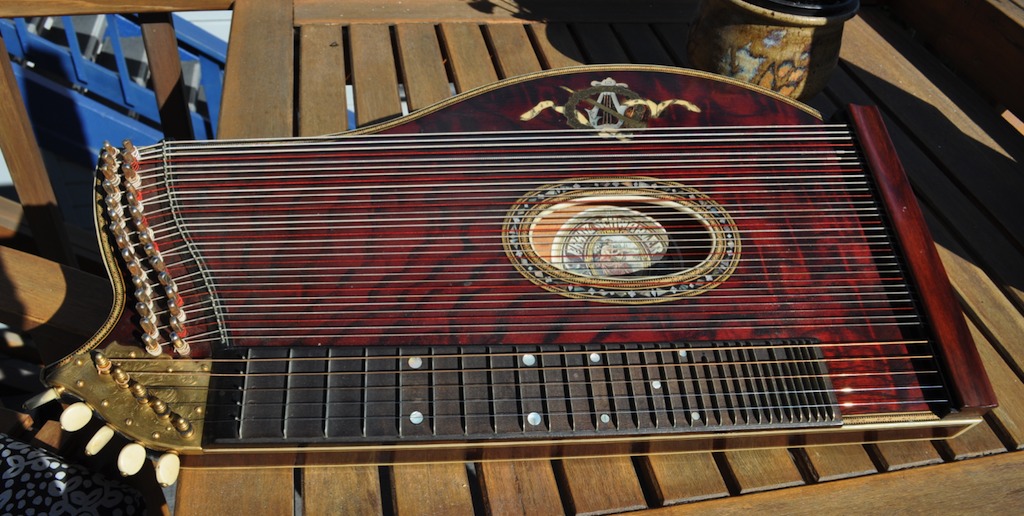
[40,66,995,477]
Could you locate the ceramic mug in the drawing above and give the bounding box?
[688,0,860,100]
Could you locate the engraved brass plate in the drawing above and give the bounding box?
[47,343,210,452]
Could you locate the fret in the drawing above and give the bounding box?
[516,346,548,433]
[604,347,637,431]
[657,345,687,427]
[540,348,572,433]
[285,346,328,439]
[681,348,713,427]
[326,346,364,437]
[365,348,399,438]
[239,347,288,439]
[489,347,522,434]
[462,350,492,436]
[562,346,596,433]
[583,347,614,432]
[399,347,432,438]
[431,346,463,436]
[204,341,843,447]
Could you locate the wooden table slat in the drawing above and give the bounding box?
[826,66,1024,370]
[841,14,1024,251]
[797,445,877,482]
[439,22,500,92]
[176,466,294,515]
[867,441,943,472]
[485,23,544,78]
[527,23,587,69]
[349,24,404,126]
[394,23,454,111]
[556,457,647,515]
[719,449,804,494]
[479,461,565,516]
[303,466,383,515]
[639,453,729,505]
[298,24,348,135]
[651,23,694,67]
[940,422,1008,460]
[642,450,1024,515]
[969,323,1024,450]
[219,0,294,138]
[611,23,674,66]
[392,463,476,516]
[569,23,630,64]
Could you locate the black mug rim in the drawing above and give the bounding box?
[742,0,860,17]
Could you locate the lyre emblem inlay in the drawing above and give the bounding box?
[520,77,701,133]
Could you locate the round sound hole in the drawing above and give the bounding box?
[503,178,741,304]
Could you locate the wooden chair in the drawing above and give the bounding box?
[3,1,1024,514]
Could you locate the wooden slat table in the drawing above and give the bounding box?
[9,0,1006,513]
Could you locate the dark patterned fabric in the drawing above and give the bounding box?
[0,433,145,516]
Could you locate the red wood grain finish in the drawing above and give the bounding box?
[99,68,962,419]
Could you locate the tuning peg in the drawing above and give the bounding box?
[59,402,93,432]
[155,453,181,487]
[23,387,63,410]
[117,443,147,477]
[85,425,116,456]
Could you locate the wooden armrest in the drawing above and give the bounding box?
[0,245,111,363]
[0,1,233,18]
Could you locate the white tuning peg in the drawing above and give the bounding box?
[24,387,62,410]
[59,402,92,432]
[117,443,147,477]
[155,453,181,487]
[85,425,116,456]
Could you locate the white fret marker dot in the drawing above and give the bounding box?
[600,414,611,424]
[522,354,537,367]
[527,412,542,426]
[651,380,662,390]
[407,357,423,369]
[589,353,601,364]
[691,412,701,421]
[409,411,424,425]
[678,350,687,358]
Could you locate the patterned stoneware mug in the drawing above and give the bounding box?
[687,0,860,100]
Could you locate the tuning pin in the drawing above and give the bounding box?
[142,333,163,356]
[169,333,191,358]
[23,387,63,410]
[139,226,156,247]
[128,380,149,404]
[155,453,181,487]
[111,366,131,388]
[170,413,195,438]
[93,351,112,374]
[59,402,93,432]
[85,425,115,456]
[117,443,147,477]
